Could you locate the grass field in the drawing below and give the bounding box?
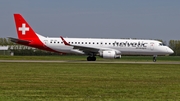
[0,59,180,101]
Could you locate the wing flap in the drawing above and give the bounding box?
[73,45,100,53]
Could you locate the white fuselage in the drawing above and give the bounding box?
[37,35,173,56]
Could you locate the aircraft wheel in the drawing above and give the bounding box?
[87,57,91,61]
[153,57,156,62]
[87,57,96,61]
[92,57,96,61]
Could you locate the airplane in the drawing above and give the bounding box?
[9,14,174,62]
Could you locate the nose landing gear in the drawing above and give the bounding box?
[153,55,157,62]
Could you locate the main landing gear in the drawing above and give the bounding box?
[87,56,96,61]
[153,55,157,62]
[87,53,96,61]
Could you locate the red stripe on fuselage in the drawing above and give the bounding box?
[18,38,64,54]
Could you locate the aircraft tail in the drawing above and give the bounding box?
[14,14,38,40]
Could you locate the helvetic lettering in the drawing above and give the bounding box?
[113,41,147,48]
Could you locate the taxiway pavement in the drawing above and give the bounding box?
[0,60,180,64]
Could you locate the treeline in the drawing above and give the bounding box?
[0,38,14,45]
[0,38,180,56]
[169,40,180,56]
[13,49,61,56]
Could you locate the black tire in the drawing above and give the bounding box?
[153,57,156,62]
[92,57,96,61]
[87,57,91,61]
[87,57,96,61]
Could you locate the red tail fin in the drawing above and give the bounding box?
[14,14,38,40]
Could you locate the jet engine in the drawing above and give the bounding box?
[100,50,121,59]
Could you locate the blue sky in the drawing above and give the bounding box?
[0,0,180,42]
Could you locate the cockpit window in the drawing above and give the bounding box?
[159,43,165,46]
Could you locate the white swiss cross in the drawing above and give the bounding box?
[18,23,29,35]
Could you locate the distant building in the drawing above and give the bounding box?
[0,46,10,55]
[0,46,8,50]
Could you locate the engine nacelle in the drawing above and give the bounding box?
[100,51,121,59]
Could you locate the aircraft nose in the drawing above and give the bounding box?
[167,47,174,54]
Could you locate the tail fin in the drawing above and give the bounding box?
[14,14,38,40]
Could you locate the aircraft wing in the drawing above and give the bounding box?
[8,37,31,44]
[60,36,119,54]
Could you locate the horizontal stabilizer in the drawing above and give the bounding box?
[8,37,31,44]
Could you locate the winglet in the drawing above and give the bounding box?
[60,36,70,46]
